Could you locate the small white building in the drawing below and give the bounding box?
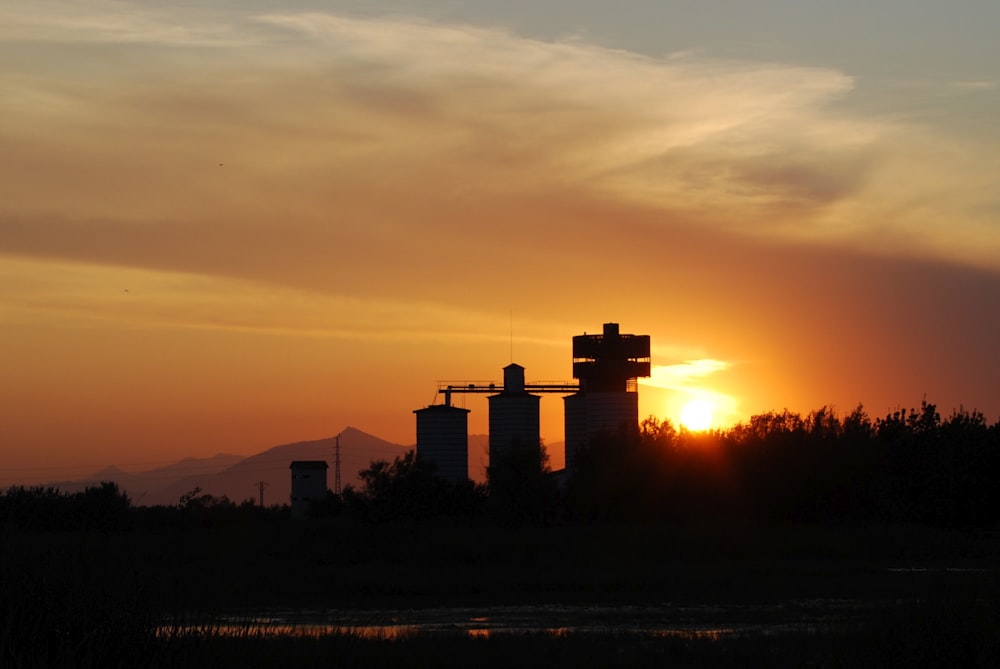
[289,460,328,518]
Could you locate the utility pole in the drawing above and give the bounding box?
[334,433,342,495]
[256,480,268,507]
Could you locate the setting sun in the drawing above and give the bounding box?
[680,399,714,431]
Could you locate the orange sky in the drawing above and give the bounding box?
[2,2,1000,486]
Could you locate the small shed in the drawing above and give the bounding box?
[289,460,328,518]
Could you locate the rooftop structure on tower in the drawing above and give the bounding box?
[564,322,651,470]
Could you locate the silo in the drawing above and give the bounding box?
[414,403,470,482]
[488,363,541,465]
[564,322,650,471]
[564,392,641,470]
[563,392,587,470]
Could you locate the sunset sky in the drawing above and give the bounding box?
[2,0,999,485]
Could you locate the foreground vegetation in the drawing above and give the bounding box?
[3,518,999,668]
[63,616,1000,669]
[3,401,1000,667]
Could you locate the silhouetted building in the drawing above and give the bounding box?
[488,363,542,464]
[414,403,470,482]
[564,322,651,470]
[424,322,649,476]
[289,460,328,518]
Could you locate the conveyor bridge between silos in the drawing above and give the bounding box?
[438,382,579,406]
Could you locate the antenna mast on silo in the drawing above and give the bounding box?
[334,433,342,495]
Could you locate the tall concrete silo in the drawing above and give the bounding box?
[488,363,541,465]
[414,403,470,482]
[564,322,651,470]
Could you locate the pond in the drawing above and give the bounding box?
[161,599,891,640]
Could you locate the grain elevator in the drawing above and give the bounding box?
[414,322,650,479]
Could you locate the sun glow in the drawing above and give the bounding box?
[680,399,714,431]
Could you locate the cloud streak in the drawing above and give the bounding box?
[641,360,741,427]
[5,5,995,288]
[643,360,732,391]
[0,256,520,345]
[0,1,259,47]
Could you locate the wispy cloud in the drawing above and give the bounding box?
[640,360,742,427]
[0,1,257,47]
[952,80,997,91]
[0,256,516,343]
[642,360,732,391]
[2,6,998,290]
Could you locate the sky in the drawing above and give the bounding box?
[2,0,999,485]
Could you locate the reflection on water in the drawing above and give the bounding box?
[161,601,875,640]
[158,620,418,640]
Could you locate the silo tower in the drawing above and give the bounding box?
[414,403,470,482]
[487,363,541,465]
[564,322,651,470]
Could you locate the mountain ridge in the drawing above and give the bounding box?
[48,426,410,507]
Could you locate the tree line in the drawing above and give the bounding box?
[3,401,999,530]
[0,482,282,531]
[570,402,1000,526]
[341,401,1000,527]
[266,400,1000,528]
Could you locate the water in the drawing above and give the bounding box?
[162,600,880,640]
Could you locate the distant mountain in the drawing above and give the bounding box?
[54,427,411,507]
[44,454,245,502]
[149,427,410,507]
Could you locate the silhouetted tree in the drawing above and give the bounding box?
[0,486,64,530]
[306,490,346,518]
[486,438,555,525]
[564,402,1000,528]
[348,450,486,522]
[76,481,132,532]
[168,486,266,527]
[0,482,132,531]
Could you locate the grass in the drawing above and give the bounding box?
[125,520,1000,609]
[156,627,826,669]
[0,531,158,668]
[62,610,1000,669]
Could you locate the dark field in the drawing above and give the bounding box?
[3,519,999,667]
